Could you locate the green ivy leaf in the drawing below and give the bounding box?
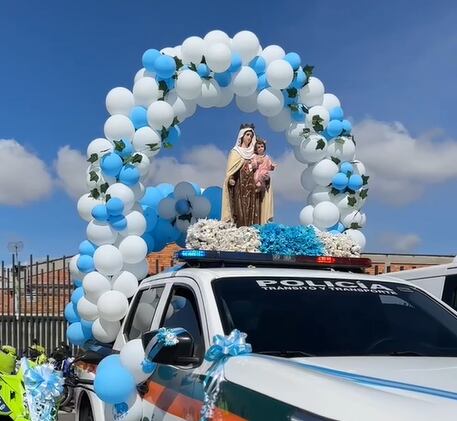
[158,80,169,95]
[350,222,362,229]
[113,140,125,152]
[300,128,311,139]
[87,153,98,164]
[163,141,173,149]
[330,156,341,165]
[178,213,192,222]
[286,87,298,98]
[347,196,357,207]
[300,104,309,114]
[90,188,100,199]
[100,183,109,194]
[335,136,345,144]
[105,194,111,202]
[359,189,369,199]
[312,115,324,132]
[188,63,198,72]
[346,188,356,195]
[362,175,370,185]
[315,138,326,150]
[304,65,314,79]
[173,56,183,69]
[172,116,180,126]
[201,56,207,64]
[289,103,299,112]
[160,126,169,140]
[89,171,99,182]
[131,154,143,164]
[330,187,340,196]
[350,135,356,146]
[146,143,160,152]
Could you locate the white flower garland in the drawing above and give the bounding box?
[317,231,361,257]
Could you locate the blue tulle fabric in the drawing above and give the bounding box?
[256,224,325,256]
[21,358,64,421]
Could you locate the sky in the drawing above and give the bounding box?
[0,0,456,262]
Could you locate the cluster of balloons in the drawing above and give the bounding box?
[140,181,222,253]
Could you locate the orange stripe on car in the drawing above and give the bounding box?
[144,380,247,421]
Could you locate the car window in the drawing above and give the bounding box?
[124,286,164,340]
[160,285,204,360]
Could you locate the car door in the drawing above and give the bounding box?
[145,277,209,421]
[442,274,457,310]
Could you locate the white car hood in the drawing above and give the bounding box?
[223,355,457,421]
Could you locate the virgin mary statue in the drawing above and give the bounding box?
[221,124,274,227]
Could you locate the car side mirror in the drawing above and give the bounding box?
[141,329,200,366]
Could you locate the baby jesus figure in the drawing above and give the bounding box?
[252,138,276,192]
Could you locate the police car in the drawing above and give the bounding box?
[75,250,457,421]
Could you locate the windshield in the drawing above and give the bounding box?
[212,277,457,357]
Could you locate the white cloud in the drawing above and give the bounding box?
[353,119,457,205]
[377,232,422,253]
[0,140,53,205]
[55,146,88,199]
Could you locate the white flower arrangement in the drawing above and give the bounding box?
[317,231,361,257]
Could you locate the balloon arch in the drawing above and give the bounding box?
[66,30,369,417]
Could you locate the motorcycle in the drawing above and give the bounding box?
[48,342,75,412]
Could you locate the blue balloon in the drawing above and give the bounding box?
[342,119,352,133]
[328,230,342,235]
[332,173,349,191]
[284,52,301,70]
[65,302,80,324]
[142,232,155,253]
[77,255,94,273]
[197,63,210,78]
[98,355,123,372]
[348,174,363,191]
[291,108,306,122]
[144,206,159,232]
[322,129,334,141]
[176,233,187,248]
[130,106,148,129]
[71,287,84,306]
[116,140,133,159]
[327,120,343,138]
[159,76,175,90]
[166,125,181,145]
[153,218,180,244]
[283,91,297,106]
[291,68,306,89]
[202,186,222,220]
[140,187,164,209]
[118,164,140,187]
[101,153,123,178]
[91,204,109,221]
[214,71,232,87]
[328,222,345,233]
[229,53,242,73]
[80,319,94,339]
[257,73,269,91]
[156,183,174,197]
[110,214,128,231]
[67,322,87,347]
[154,55,176,79]
[249,56,266,74]
[106,197,124,216]
[94,359,136,404]
[73,279,82,288]
[175,199,190,215]
[79,240,96,256]
[142,49,160,73]
[329,106,344,121]
[340,162,353,175]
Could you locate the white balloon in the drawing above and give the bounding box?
[205,42,231,73]
[197,79,221,108]
[322,93,341,111]
[257,88,284,117]
[92,318,120,343]
[77,194,103,222]
[181,36,205,64]
[286,122,307,147]
[298,134,328,163]
[341,210,363,229]
[133,77,161,107]
[174,45,182,59]
[268,108,291,132]
[132,153,150,177]
[261,45,286,66]
[359,212,367,228]
[175,182,196,200]
[98,290,129,322]
[69,255,83,280]
[147,101,174,130]
[293,145,309,164]
[306,106,330,129]
[204,30,231,49]
[160,47,176,56]
[352,160,367,176]
[86,221,118,246]
[309,186,332,206]
[176,69,202,100]
[166,90,193,122]
[330,193,356,214]
[299,205,314,226]
[158,197,177,220]
[232,31,260,64]
[121,210,147,237]
[110,394,143,421]
[86,167,105,190]
[326,136,356,161]
[190,196,211,219]
[106,183,135,212]
[132,127,161,158]
[87,138,113,160]
[104,115,135,142]
[312,159,339,186]
[133,302,156,332]
[93,244,123,276]
[111,271,138,298]
[83,271,112,304]
[123,260,149,280]
[232,66,258,97]
[313,202,340,229]
[299,77,325,108]
[134,67,155,83]
[266,60,294,90]
[216,86,234,108]
[235,92,258,113]
[344,229,366,249]
[300,166,316,191]
[119,236,148,264]
[106,87,134,116]
[120,339,150,384]
[77,297,99,321]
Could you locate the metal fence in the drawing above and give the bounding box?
[0,255,72,355]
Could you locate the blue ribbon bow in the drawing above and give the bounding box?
[200,330,251,421]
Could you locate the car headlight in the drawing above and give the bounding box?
[290,408,337,421]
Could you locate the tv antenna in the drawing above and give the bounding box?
[7,241,24,264]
